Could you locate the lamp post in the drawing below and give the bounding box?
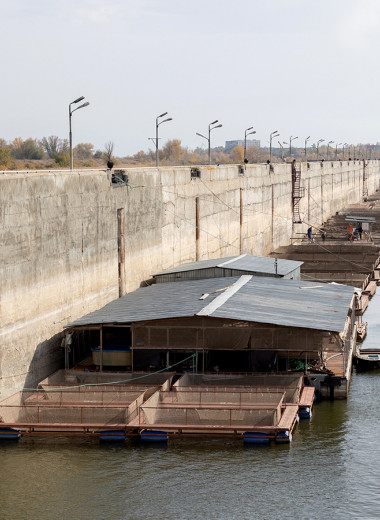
[156,112,172,167]
[244,126,256,160]
[304,136,310,162]
[317,139,324,160]
[327,141,334,161]
[196,120,222,165]
[335,143,342,160]
[278,141,284,161]
[69,96,90,170]
[269,130,280,163]
[289,136,298,156]
[343,143,348,160]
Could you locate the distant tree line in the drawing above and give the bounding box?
[1,136,379,171]
[0,136,110,170]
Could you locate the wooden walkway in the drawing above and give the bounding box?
[299,386,315,408]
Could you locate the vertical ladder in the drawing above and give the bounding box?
[292,161,305,224]
[363,160,368,198]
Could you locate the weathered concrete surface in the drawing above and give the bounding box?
[1,161,379,396]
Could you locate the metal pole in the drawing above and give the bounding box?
[304,136,310,163]
[69,106,73,170]
[270,136,272,163]
[156,117,159,168]
[208,126,211,165]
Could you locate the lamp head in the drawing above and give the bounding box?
[72,96,85,104]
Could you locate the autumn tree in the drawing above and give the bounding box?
[40,136,68,158]
[162,139,185,163]
[104,141,114,162]
[133,150,148,163]
[11,138,44,160]
[74,142,94,159]
[230,145,244,163]
[0,139,10,168]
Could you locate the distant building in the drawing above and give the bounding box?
[225,139,260,153]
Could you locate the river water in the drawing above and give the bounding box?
[1,300,380,520]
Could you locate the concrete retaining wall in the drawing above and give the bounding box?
[1,160,379,395]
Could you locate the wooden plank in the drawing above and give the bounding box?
[299,387,315,408]
[277,405,298,429]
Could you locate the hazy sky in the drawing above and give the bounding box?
[2,0,380,155]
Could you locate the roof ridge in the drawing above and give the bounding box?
[196,275,252,317]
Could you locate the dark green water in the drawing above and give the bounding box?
[1,300,380,520]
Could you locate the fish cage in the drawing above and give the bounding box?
[133,388,288,434]
[173,373,304,404]
[0,390,130,429]
[0,371,175,435]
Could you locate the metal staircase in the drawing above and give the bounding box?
[292,161,305,224]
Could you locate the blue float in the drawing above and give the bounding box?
[243,432,271,444]
[299,407,312,419]
[140,430,168,443]
[275,431,292,443]
[0,428,21,440]
[99,430,126,442]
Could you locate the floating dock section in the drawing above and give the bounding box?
[0,371,314,444]
[0,370,174,438]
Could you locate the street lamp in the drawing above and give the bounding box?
[327,141,334,160]
[278,141,284,161]
[304,136,310,162]
[335,143,342,160]
[196,120,222,165]
[317,139,324,160]
[244,126,256,160]
[269,130,280,163]
[69,96,90,170]
[343,143,348,160]
[289,136,298,156]
[155,112,172,167]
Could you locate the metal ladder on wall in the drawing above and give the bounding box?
[363,161,368,198]
[292,161,305,224]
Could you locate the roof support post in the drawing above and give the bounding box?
[100,325,103,372]
[195,197,200,261]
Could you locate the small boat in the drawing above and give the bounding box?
[356,322,368,342]
[355,348,380,371]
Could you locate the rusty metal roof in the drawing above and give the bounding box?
[67,276,354,333]
[154,254,303,277]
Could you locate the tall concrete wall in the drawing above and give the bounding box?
[1,160,379,395]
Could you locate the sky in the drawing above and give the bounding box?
[2,0,380,156]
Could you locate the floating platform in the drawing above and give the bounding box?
[0,371,314,444]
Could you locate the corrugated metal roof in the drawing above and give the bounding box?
[154,254,303,277]
[67,276,354,333]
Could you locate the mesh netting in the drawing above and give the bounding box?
[39,370,175,388]
[160,390,285,405]
[139,406,277,427]
[175,373,303,388]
